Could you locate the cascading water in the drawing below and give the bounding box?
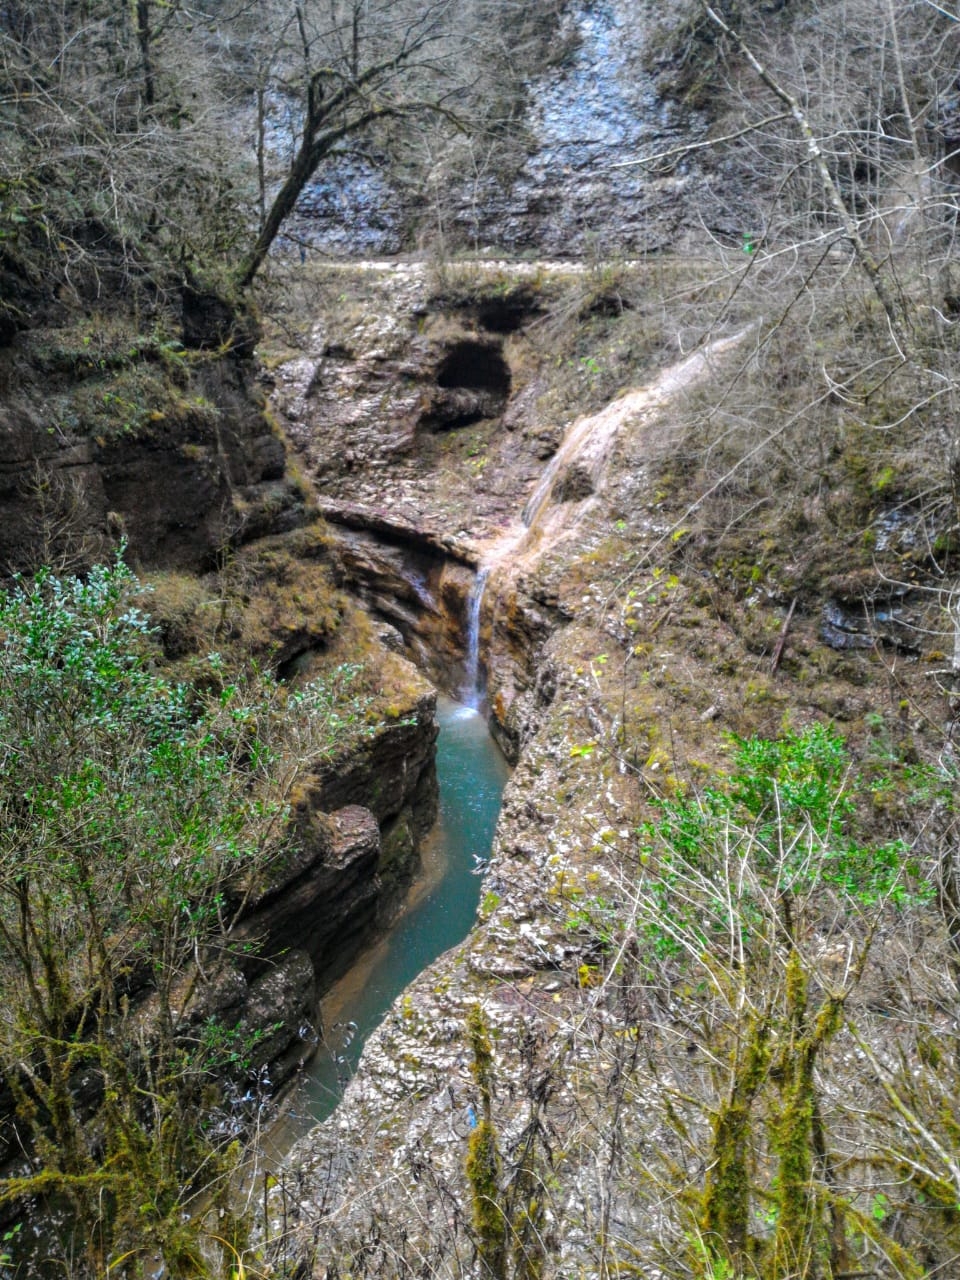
[264,567,507,1148]
[520,325,759,539]
[463,565,491,708]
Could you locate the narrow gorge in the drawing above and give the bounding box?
[255,270,755,1147]
[4,0,960,1275]
[254,260,778,1267]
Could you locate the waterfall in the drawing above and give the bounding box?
[520,324,759,536]
[520,468,554,529]
[519,391,639,531]
[463,566,491,707]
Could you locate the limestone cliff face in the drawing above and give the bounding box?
[222,806,381,1090]
[291,661,439,920]
[318,519,477,691]
[239,805,382,988]
[268,263,562,701]
[481,568,566,761]
[287,1,725,258]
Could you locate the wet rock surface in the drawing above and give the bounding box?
[236,805,382,992]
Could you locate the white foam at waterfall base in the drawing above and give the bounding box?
[449,704,481,723]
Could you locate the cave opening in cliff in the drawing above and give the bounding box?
[437,341,511,399]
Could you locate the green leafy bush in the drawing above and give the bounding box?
[0,553,370,1276]
[633,725,941,1279]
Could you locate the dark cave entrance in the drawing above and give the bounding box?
[436,341,511,399]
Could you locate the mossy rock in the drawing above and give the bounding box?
[181,272,260,357]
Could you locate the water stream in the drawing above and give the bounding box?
[463,567,490,708]
[270,694,509,1144]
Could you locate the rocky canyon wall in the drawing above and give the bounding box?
[285,0,751,259]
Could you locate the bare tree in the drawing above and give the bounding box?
[0,0,247,293]
[236,0,492,285]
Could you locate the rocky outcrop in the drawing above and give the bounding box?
[228,655,439,1082]
[237,951,318,1085]
[235,805,382,993]
[268,266,563,694]
[309,671,439,908]
[219,806,383,1091]
[271,269,543,542]
[181,275,260,358]
[281,317,513,479]
[321,522,474,690]
[0,321,309,576]
[193,950,319,1093]
[316,499,476,565]
[482,570,566,760]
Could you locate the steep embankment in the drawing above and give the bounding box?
[264,255,960,1276]
[0,268,308,575]
[0,253,444,1110]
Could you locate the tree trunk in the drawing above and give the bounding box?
[236,105,388,288]
[135,0,155,110]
